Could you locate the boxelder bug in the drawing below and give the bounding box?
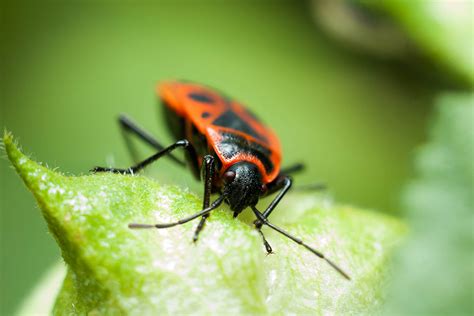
[92,81,350,280]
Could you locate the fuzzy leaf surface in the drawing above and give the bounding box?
[4,132,405,315]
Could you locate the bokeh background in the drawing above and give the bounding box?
[1,1,472,314]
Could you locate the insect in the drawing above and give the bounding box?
[92,80,350,280]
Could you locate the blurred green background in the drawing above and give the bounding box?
[1,1,470,314]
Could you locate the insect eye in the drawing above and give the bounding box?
[260,184,268,195]
[223,171,236,183]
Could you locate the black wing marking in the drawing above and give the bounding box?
[213,110,268,143]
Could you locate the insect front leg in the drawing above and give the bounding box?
[253,176,292,254]
[91,139,195,174]
[251,176,351,280]
[254,220,273,254]
[192,155,215,242]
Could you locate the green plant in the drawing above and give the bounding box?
[4,132,405,314]
[384,93,474,315]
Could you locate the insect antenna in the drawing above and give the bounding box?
[251,206,351,280]
[129,194,225,229]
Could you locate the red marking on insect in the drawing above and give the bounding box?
[159,81,281,184]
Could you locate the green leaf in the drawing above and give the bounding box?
[4,131,406,315]
[384,93,474,315]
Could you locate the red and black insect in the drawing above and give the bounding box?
[92,80,350,280]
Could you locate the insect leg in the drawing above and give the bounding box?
[91,139,193,174]
[119,114,185,167]
[249,176,290,253]
[129,194,225,229]
[252,177,350,279]
[280,163,305,175]
[262,176,292,219]
[293,183,327,191]
[254,219,273,254]
[192,155,215,242]
[279,163,326,191]
[251,206,350,280]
